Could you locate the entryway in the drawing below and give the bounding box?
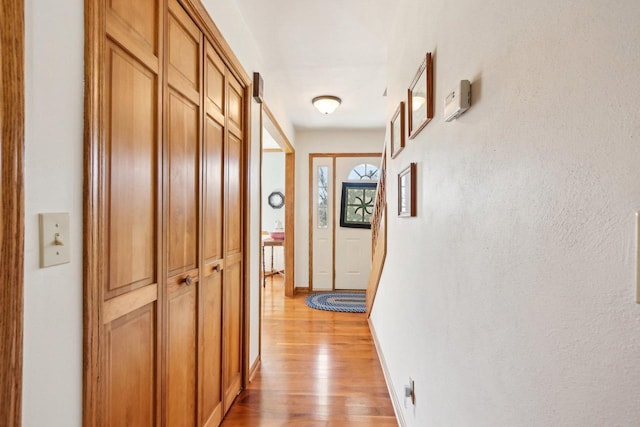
[310,153,382,291]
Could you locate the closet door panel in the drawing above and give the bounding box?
[205,44,225,123]
[226,133,242,256]
[222,81,244,410]
[101,0,162,419]
[201,41,226,426]
[167,286,197,427]
[222,257,242,412]
[106,304,156,427]
[168,3,201,104]
[107,43,157,296]
[227,77,242,137]
[108,0,158,53]
[203,117,224,263]
[201,270,223,426]
[165,2,202,427]
[167,90,199,276]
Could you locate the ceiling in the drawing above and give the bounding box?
[233,0,394,130]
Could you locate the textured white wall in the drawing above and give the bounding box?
[294,129,385,288]
[371,0,640,426]
[23,0,84,425]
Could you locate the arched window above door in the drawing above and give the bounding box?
[347,163,380,180]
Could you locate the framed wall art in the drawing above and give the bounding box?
[408,52,434,139]
[398,163,416,217]
[268,191,285,209]
[390,102,405,159]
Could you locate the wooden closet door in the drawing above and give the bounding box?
[222,72,244,412]
[165,1,202,426]
[200,41,225,427]
[102,1,162,426]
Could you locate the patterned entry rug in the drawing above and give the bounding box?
[305,292,366,313]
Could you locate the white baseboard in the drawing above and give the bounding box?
[368,319,407,427]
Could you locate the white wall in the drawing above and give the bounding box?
[262,151,285,271]
[23,0,84,425]
[371,0,640,426]
[22,1,295,425]
[294,129,385,288]
[262,151,286,231]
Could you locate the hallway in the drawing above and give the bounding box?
[221,277,397,426]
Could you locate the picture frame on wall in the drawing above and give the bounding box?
[408,52,434,139]
[398,162,416,217]
[390,102,405,159]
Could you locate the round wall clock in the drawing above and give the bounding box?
[268,191,285,209]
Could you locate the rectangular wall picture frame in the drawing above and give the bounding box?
[390,101,405,159]
[408,52,434,139]
[398,162,417,217]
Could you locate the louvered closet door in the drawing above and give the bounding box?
[165,1,202,426]
[222,72,244,412]
[102,0,162,426]
[200,41,225,427]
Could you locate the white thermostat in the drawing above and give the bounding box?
[444,80,471,122]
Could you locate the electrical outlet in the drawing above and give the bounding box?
[404,377,415,406]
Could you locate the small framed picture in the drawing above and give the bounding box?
[408,53,434,139]
[390,102,405,159]
[398,163,416,217]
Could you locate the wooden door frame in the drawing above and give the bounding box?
[261,104,295,298]
[84,0,253,423]
[307,153,381,291]
[0,1,25,425]
[253,103,294,378]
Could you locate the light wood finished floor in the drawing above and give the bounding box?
[221,277,397,426]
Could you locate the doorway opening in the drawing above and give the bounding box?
[260,105,295,298]
[308,153,382,291]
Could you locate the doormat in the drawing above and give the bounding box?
[305,292,366,313]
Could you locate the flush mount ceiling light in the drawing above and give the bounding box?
[312,95,341,115]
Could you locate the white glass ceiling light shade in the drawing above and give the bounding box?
[312,95,341,114]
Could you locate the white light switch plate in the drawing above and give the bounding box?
[39,213,70,268]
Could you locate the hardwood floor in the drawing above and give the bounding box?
[221,277,397,426]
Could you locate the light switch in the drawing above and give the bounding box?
[39,213,70,268]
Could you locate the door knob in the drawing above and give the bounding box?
[183,275,193,286]
[213,264,221,273]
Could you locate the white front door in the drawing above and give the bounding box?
[310,155,380,291]
[334,157,380,290]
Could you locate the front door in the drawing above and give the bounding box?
[334,157,380,290]
[310,154,380,291]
